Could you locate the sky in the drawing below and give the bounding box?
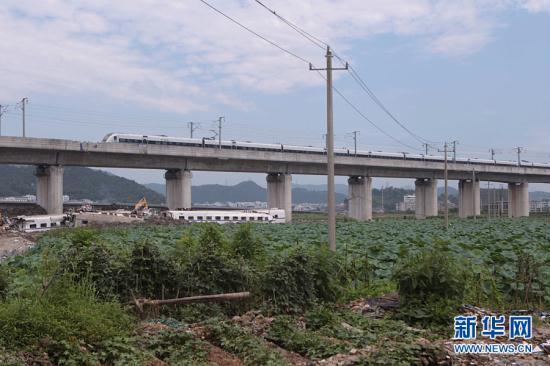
[0,0,548,190]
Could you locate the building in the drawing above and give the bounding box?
[396,195,416,212]
[529,200,550,213]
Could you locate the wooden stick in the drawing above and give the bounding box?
[134,291,250,308]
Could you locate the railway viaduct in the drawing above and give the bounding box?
[0,136,548,222]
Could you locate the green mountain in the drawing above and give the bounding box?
[146,181,348,204]
[0,165,164,204]
[147,182,417,209]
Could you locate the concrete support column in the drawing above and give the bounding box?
[165,169,192,210]
[266,173,292,222]
[458,179,480,218]
[35,165,64,214]
[508,182,529,218]
[415,178,438,219]
[347,176,372,221]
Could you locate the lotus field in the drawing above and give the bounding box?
[0,217,548,365]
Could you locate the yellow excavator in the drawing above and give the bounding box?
[132,197,149,215]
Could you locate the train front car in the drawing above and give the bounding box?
[102,133,120,142]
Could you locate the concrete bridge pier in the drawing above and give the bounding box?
[508,182,529,217]
[165,169,192,210]
[266,173,292,222]
[347,176,372,221]
[415,178,438,219]
[35,165,64,214]
[458,179,480,218]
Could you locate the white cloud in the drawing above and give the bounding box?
[0,0,547,113]
[518,0,550,13]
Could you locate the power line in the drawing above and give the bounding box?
[254,0,327,50]
[346,65,439,145]
[318,71,420,151]
[198,0,311,64]
[200,0,419,152]
[252,0,439,146]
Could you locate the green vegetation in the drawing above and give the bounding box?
[0,165,164,203]
[204,319,289,365]
[0,217,547,364]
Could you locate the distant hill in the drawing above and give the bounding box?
[0,165,164,204]
[293,183,348,195]
[146,181,348,204]
[530,191,550,200]
[147,181,415,209]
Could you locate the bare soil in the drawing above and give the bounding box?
[0,231,36,260]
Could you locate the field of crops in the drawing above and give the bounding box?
[0,217,548,365]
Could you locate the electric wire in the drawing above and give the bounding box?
[254,0,327,50]
[199,0,310,64]
[199,0,423,152]
[252,0,440,147]
[315,70,420,152]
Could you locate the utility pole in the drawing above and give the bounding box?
[472,169,476,221]
[381,184,384,213]
[487,181,491,218]
[20,98,28,137]
[310,46,348,251]
[438,142,449,230]
[351,130,359,156]
[0,105,7,136]
[187,122,200,139]
[515,147,523,166]
[451,140,458,162]
[217,116,224,149]
[422,143,429,155]
[489,148,496,161]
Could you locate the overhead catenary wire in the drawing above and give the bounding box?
[199,0,422,152]
[199,0,310,64]
[252,0,440,147]
[254,0,327,50]
[315,70,421,152]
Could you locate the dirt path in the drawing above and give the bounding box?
[0,232,35,260]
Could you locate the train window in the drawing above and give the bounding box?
[188,216,194,220]
[30,224,36,229]
[249,217,255,221]
[206,216,212,220]
[51,222,57,227]
[232,216,238,220]
[179,216,184,220]
[224,216,230,220]
[215,216,221,220]
[82,220,88,225]
[41,223,48,228]
[197,216,203,220]
[241,217,246,221]
[273,214,278,218]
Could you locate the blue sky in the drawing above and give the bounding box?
[0,0,548,190]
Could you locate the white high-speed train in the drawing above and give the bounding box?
[102,133,549,168]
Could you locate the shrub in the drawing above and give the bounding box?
[260,245,343,313]
[392,245,468,325]
[0,277,134,348]
[128,240,179,300]
[180,247,250,296]
[61,239,122,300]
[230,223,265,262]
[0,266,9,300]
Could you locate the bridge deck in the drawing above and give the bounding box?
[0,136,548,183]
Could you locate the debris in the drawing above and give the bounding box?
[232,311,275,336]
